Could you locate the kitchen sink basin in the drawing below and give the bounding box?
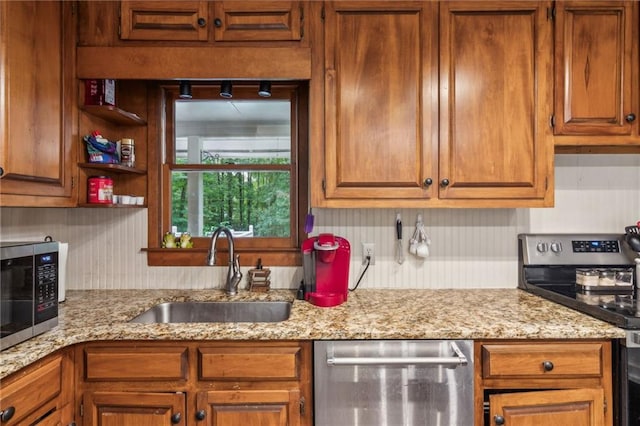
[129,301,291,324]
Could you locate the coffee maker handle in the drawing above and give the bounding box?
[314,241,339,251]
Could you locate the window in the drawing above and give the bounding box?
[149,82,309,266]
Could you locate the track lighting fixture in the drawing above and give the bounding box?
[258,81,272,97]
[179,81,192,99]
[220,81,233,98]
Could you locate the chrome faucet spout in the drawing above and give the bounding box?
[207,226,243,295]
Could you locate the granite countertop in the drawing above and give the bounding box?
[0,288,625,379]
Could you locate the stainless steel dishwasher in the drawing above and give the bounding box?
[314,340,473,426]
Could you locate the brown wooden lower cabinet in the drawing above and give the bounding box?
[75,341,311,426]
[198,389,301,426]
[0,338,616,426]
[82,391,186,426]
[0,348,74,426]
[475,340,612,426]
[490,388,605,426]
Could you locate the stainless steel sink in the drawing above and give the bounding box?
[129,301,291,324]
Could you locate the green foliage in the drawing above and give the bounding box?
[171,157,291,237]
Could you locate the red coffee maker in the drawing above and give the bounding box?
[301,233,350,307]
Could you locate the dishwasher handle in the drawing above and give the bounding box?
[326,342,468,368]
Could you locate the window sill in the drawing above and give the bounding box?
[144,248,301,267]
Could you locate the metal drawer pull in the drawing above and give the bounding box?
[327,342,468,367]
[0,407,15,422]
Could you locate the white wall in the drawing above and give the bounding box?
[1,154,638,290]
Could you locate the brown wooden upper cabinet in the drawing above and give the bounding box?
[313,1,554,208]
[0,1,77,207]
[213,1,303,42]
[320,1,438,204]
[120,1,304,43]
[554,1,640,146]
[120,1,209,41]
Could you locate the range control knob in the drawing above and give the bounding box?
[536,242,548,253]
[550,242,562,253]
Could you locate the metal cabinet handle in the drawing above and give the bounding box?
[626,113,636,123]
[542,360,554,371]
[195,410,206,421]
[494,414,505,425]
[423,178,433,187]
[170,412,181,424]
[440,178,450,187]
[0,407,15,422]
[327,342,467,368]
[197,17,206,27]
[0,167,4,177]
[214,18,222,27]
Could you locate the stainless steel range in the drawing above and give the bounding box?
[518,233,640,426]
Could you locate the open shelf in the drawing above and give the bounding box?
[78,163,145,175]
[78,203,146,208]
[80,104,147,126]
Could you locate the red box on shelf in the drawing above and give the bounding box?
[84,79,116,106]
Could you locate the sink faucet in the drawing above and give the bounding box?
[207,226,243,295]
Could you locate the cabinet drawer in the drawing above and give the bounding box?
[199,346,300,380]
[482,343,603,379]
[0,356,62,426]
[85,346,188,381]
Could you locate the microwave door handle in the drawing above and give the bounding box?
[326,342,468,368]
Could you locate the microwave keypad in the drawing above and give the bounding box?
[36,262,57,309]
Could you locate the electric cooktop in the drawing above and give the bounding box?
[518,233,640,330]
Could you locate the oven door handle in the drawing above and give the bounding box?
[326,342,468,368]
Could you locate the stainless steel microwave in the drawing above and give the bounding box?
[1,241,59,350]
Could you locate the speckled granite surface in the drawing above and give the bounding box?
[0,288,625,378]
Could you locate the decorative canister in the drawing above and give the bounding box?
[87,176,114,204]
[120,138,135,167]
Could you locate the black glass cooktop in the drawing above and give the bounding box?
[522,281,640,330]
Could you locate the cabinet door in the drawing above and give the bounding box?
[490,388,605,426]
[0,350,74,426]
[83,391,185,426]
[120,1,209,41]
[0,357,62,426]
[0,1,77,206]
[213,1,303,42]
[439,2,553,202]
[198,389,300,426]
[554,1,636,137]
[323,1,438,201]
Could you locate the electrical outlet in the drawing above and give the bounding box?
[362,243,375,265]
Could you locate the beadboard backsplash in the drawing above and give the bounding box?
[1,154,639,290]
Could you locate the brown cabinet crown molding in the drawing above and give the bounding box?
[77,46,311,80]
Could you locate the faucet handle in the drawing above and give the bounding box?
[233,254,242,276]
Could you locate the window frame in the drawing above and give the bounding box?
[146,82,309,267]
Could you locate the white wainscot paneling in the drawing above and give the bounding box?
[526,154,640,233]
[1,153,637,291]
[313,208,520,289]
